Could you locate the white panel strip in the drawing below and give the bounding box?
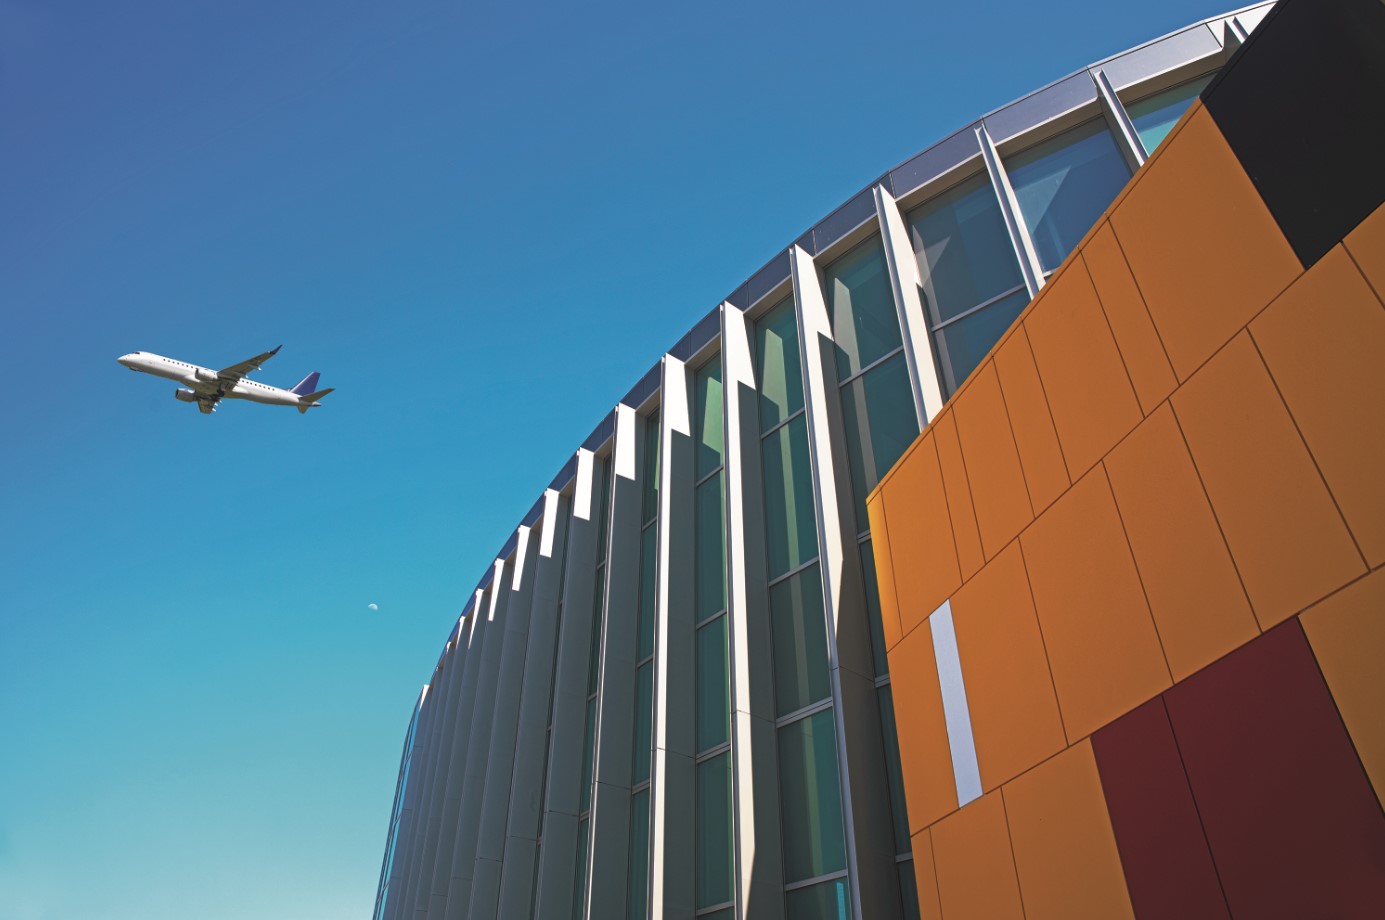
[539,489,560,559]
[928,600,982,807]
[875,184,946,426]
[574,449,595,522]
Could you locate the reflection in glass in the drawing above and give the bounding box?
[1127,75,1212,154]
[695,359,724,477]
[778,709,847,882]
[756,298,804,431]
[824,238,902,379]
[696,614,730,752]
[641,412,661,525]
[762,416,819,579]
[935,289,1029,394]
[785,878,851,920]
[770,566,831,717]
[638,525,657,660]
[907,173,1024,325]
[633,661,653,785]
[696,752,734,908]
[839,354,918,524]
[860,540,887,677]
[695,472,727,622]
[1007,119,1131,271]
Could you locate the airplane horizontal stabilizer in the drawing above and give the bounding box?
[296,387,334,414]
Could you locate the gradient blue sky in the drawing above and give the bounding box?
[0,1,1236,916]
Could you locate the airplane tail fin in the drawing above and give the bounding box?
[290,372,321,396]
[296,387,334,414]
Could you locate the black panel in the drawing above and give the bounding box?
[1202,0,1385,267]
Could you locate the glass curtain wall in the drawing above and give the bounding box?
[574,459,613,920]
[530,508,572,920]
[693,357,733,918]
[822,239,920,920]
[629,414,661,920]
[907,172,1029,396]
[755,297,850,918]
[1126,75,1213,154]
[374,701,423,920]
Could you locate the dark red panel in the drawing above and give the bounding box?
[1092,696,1230,920]
[1164,621,1385,918]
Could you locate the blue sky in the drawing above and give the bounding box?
[0,1,1237,916]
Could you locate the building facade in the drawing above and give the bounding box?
[372,2,1385,918]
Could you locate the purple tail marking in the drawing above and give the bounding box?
[290,372,321,396]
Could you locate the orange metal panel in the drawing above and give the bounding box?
[1250,246,1385,567]
[1300,567,1385,806]
[877,433,962,640]
[1105,404,1259,680]
[934,410,985,580]
[1172,333,1365,628]
[930,791,1026,920]
[951,543,1066,790]
[1019,467,1172,741]
[1344,200,1385,301]
[866,494,905,652]
[1003,740,1135,920]
[1082,223,1177,414]
[889,618,959,833]
[994,326,1069,514]
[1109,107,1300,380]
[1025,260,1142,480]
[911,828,944,920]
[952,362,1034,560]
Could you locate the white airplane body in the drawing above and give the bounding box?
[118,346,333,415]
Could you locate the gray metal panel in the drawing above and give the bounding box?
[983,71,1097,145]
[734,249,792,311]
[548,454,577,494]
[582,411,615,453]
[888,124,981,200]
[814,186,880,255]
[621,361,662,409]
[1100,25,1223,90]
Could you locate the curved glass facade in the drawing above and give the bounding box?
[373,7,1267,920]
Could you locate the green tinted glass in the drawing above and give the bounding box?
[696,614,730,752]
[762,415,819,579]
[633,661,653,785]
[579,697,596,813]
[595,457,613,563]
[778,708,847,881]
[899,857,921,920]
[877,684,911,854]
[628,788,651,920]
[770,566,831,717]
[839,354,918,525]
[936,288,1029,395]
[637,524,657,661]
[587,576,605,696]
[824,238,902,379]
[695,472,727,622]
[695,358,725,477]
[1007,119,1131,272]
[756,298,804,431]
[696,751,734,908]
[860,540,888,678]
[907,172,1025,325]
[641,412,661,525]
[1128,75,1212,154]
[785,878,851,920]
[572,818,589,920]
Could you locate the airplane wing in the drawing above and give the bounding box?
[216,345,281,384]
[197,394,220,415]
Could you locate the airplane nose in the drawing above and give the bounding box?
[118,354,136,368]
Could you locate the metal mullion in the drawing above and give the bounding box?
[835,344,906,390]
[695,464,724,489]
[695,740,732,764]
[758,406,807,441]
[894,853,912,864]
[696,899,736,916]
[783,868,850,893]
[928,282,1028,333]
[694,608,728,631]
[765,555,822,590]
[976,123,1046,298]
[774,696,835,729]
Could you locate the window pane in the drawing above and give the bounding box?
[839,354,919,525]
[595,459,613,563]
[632,661,653,785]
[907,172,1024,324]
[824,238,902,379]
[756,298,804,431]
[696,614,730,752]
[579,696,596,813]
[638,524,657,661]
[628,788,650,920]
[770,565,831,717]
[695,358,725,478]
[860,540,888,678]
[778,711,846,882]
[697,910,735,920]
[695,473,727,622]
[1007,119,1131,271]
[784,878,851,920]
[877,685,912,854]
[935,288,1029,394]
[572,817,589,920]
[696,751,734,909]
[587,576,605,696]
[899,858,922,920]
[1128,75,1212,154]
[641,412,661,525]
[762,415,819,579]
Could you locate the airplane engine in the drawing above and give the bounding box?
[195,367,218,383]
[174,388,198,403]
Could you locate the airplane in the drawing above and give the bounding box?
[117,346,333,415]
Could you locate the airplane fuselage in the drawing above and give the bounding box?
[118,352,305,406]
